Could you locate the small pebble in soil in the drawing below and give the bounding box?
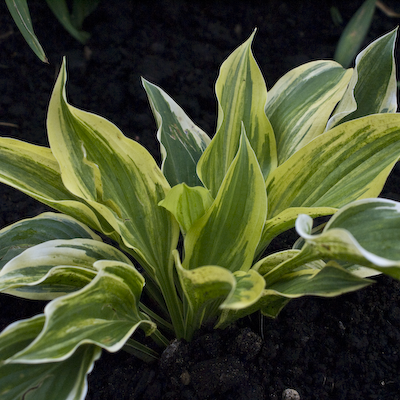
[180,370,191,385]
[282,388,300,400]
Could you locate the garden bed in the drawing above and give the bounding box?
[1,1,400,399]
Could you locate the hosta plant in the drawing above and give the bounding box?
[1,28,400,399]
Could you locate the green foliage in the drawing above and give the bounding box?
[333,0,400,68]
[334,0,376,68]
[1,28,400,398]
[45,0,99,43]
[5,0,99,62]
[5,0,47,62]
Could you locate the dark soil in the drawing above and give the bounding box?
[1,1,400,399]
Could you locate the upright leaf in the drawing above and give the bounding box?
[143,78,211,187]
[173,251,235,340]
[198,30,276,196]
[44,0,91,43]
[47,58,179,280]
[327,28,398,130]
[334,0,376,68]
[184,129,267,272]
[265,61,352,164]
[159,184,213,234]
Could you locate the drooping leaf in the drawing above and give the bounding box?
[295,198,400,280]
[266,261,372,295]
[142,79,211,187]
[176,256,265,338]
[0,238,133,299]
[5,0,47,62]
[0,315,45,361]
[253,249,320,276]
[218,259,371,327]
[6,261,154,363]
[215,269,266,329]
[159,184,213,234]
[0,315,101,400]
[334,0,376,68]
[256,206,337,255]
[260,261,371,318]
[198,30,276,196]
[184,129,267,272]
[216,290,291,328]
[324,198,400,261]
[328,28,398,129]
[265,60,352,164]
[0,212,101,270]
[0,138,117,238]
[0,265,95,301]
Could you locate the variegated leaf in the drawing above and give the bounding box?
[1,266,96,300]
[217,260,370,327]
[266,261,372,295]
[6,261,154,363]
[0,238,132,299]
[327,28,398,130]
[220,269,265,310]
[216,293,290,328]
[46,58,180,284]
[256,248,328,289]
[198,30,276,196]
[265,60,352,164]
[142,78,211,187]
[173,250,234,340]
[0,212,101,270]
[0,314,101,400]
[256,206,337,256]
[159,184,213,234]
[253,249,323,276]
[259,262,371,318]
[295,198,400,280]
[266,113,400,219]
[184,129,267,272]
[0,138,116,237]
